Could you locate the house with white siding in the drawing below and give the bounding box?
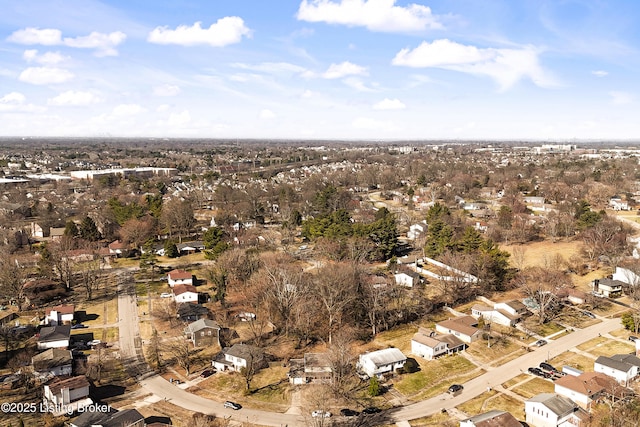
[167,269,194,287]
[525,393,588,427]
[43,375,93,415]
[411,328,465,360]
[357,348,406,378]
[594,354,640,386]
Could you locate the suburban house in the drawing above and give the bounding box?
[288,353,333,385]
[411,327,465,360]
[69,408,145,427]
[594,354,640,386]
[177,241,205,254]
[108,240,127,256]
[407,221,426,240]
[436,316,482,343]
[459,410,521,427]
[167,269,193,287]
[37,325,71,350]
[43,304,75,326]
[471,300,528,327]
[30,222,48,238]
[43,375,93,415]
[173,284,198,304]
[394,271,422,288]
[212,343,266,372]
[32,348,73,377]
[177,303,211,322]
[554,371,630,409]
[591,278,624,298]
[609,196,630,211]
[357,348,407,379]
[184,319,220,347]
[525,393,588,427]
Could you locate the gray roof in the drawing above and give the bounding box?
[595,355,635,372]
[32,349,73,371]
[361,348,406,367]
[611,354,640,367]
[38,325,71,342]
[71,408,143,427]
[527,393,578,417]
[225,343,262,361]
[184,318,220,334]
[463,410,521,427]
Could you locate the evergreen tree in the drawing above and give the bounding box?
[79,216,102,241]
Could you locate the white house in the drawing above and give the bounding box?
[288,353,333,385]
[591,278,624,298]
[594,354,640,386]
[609,197,630,211]
[357,348,406,378]
[212,343,265,372]
[108,240,127,256]
[460,410,521,427]
[554,372,624,409]
[411,328,465,360]
[37,325,71,350]
[471,300,528,327]
[43,376,93,415]
[167,269,193,287]
[173,284,198,304]
[436,316,482,343]
[407,222,426,240]
[32,349,73,377]
[43,304,75,326]
[525,393,588,427]
[394,271,421,288]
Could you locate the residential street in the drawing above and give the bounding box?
[118,276,624,426]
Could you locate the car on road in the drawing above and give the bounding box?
[629,336,639,342]
[448,384,464,393]
[340,408,359,417]
[71,323,87,329]
[160,292,173,298]
[200,369,215,378]
[224,401,241,410]
[584,311,596,319]
[361,407,381,414]
[311,410,332,418]
[534,339,548,347]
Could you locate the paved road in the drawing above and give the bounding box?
[116,271,148,376]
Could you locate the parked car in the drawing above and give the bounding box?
[539,362,557,372]
[224,401,242,410]
[160,292,173,298]
[534,339,547,347]
[629,336,639,342]
[200,369,215,378]
[528,367,544,376]
[311,410,332,418]
[87,339,102,346]
[71,323,87,329]
[361,407,381,414]
[448,384,464,393]
[584,311,596,319]
[340,408,359,417]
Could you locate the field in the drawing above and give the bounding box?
[501,240,583,269]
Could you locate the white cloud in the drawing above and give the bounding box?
[322,61,368,79]
[0,92,26,104]
[592,70,608,77]
[8,28,62,45]
[609,91,632,105]
[19,67,74,85]
[342,77,375,92]
[352,116,398,131]
[153,84,181,97]
[48,90,103,106]
[112,104,146,115]
[168,110,191,126]
[297,0,444,33]
[8,28,126,56]
[63,31,126,57]
[301,89,315,98]
[259,109,276,120]
[23,50,67,65]
[230,62,307,75]
[392,39,552,90]
[156,104,171,112]
[148,17,251,47]
[373,98,405,110]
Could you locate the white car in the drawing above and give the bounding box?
[311,410,332,418]
[160,292,173,298]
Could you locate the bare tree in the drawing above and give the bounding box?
[313,263,358,344]
[0,250,27,309]
[163,337,197,376]
[517,267,567,324]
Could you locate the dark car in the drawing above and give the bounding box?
[629,336,639,342]
[539,362,556,372]
[448,384,464,393]
[71,323,87,329]
[361,407,381,414]
[528,367,544,376]
[340,408,359,417]
[224,401,242,410]
[584,311,596,319]
[200,369,215,378]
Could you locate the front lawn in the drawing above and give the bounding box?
[511,377,554,399]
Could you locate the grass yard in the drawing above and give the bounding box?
[610,328,639,340]
[409,412,458,427]
[501,240,583,269]
[502,374,529,389]
[394,355,483,400]
[457,391,525,420]
[456,389,499,414]
[511,377,555,399]
[371,323,419,354]
[549,351,596,372]
[577,337,635,357]
[525,321,565,338]
[466,339,527,366]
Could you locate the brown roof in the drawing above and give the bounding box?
[32,349,73,371]
[412,331,465,349]
[108,240,126,250]
[47,375,89,395]
[45,304,75,315]
[173,284,197,295]
[555,372,619,397]
[437,316,479,337]
[168,269,192,280]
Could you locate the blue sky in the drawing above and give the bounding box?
[0,0,638,140]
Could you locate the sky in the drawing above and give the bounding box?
[0,0,639,141]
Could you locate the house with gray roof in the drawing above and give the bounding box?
[357,347,406,378]
[70,408,144,427]
[183,319,220,347]
[212,343,266,372]
[594,354,640,386]
[460,410,521,427]
[525,393,588,427]
[37,325,71,350]
[288,353,332,385]
[32,348,73,377]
